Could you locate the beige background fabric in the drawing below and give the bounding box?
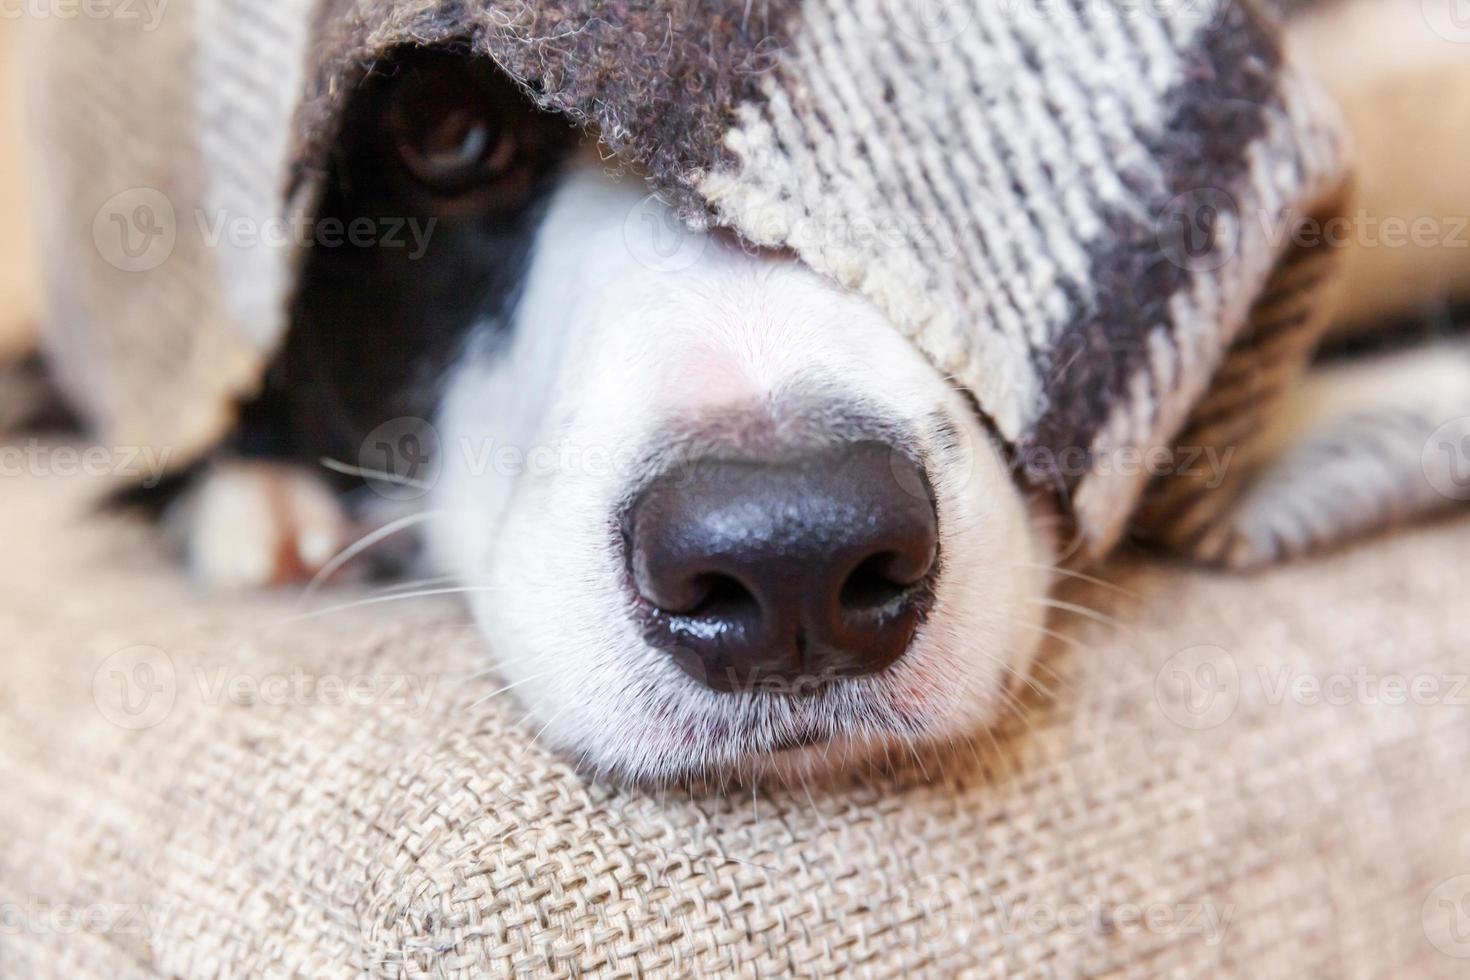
[2,460,1469,977]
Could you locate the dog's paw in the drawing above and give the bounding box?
[175,461,350,590]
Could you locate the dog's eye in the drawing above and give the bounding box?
[386,60,516,195]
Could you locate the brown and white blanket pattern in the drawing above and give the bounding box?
[25,0,1356,559]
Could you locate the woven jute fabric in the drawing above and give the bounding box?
[26,0,1349,558]
[2,457,1468,977]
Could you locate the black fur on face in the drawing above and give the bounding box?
[232,46,581,474]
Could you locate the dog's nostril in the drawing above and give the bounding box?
[628,442,939,694]
[839,552,916,611]
[685,573,759,620]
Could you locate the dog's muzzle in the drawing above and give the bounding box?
[627,441,939,694]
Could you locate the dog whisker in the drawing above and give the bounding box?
[317,456,434,489]
[298,509,456,606]
[370,574,461,596]
[981,651,1056,701]
[467,671,551,709]
[993,684,1047,744]
[1002,560,1144,601]
[512,695,567,760]
[964,725,1011,787]
[521,711,563,756]
[797,772,831,837]
[1007,618,1094,657]
[1025,596,1134,635]
[960,730,992,781]
[455,652,553,682]
[897,728,932,781]
[274,585,506,626]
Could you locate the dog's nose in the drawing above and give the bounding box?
[628,442,939,693]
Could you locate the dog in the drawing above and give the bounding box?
[169,5,1470,785]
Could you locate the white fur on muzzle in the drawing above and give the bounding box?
[427,153,1056,784]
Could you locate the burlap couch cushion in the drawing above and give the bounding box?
[1,456,1467,977]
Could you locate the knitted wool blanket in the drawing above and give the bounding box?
[26,0,1349,558]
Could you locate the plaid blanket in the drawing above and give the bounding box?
[25,0,1348,557]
